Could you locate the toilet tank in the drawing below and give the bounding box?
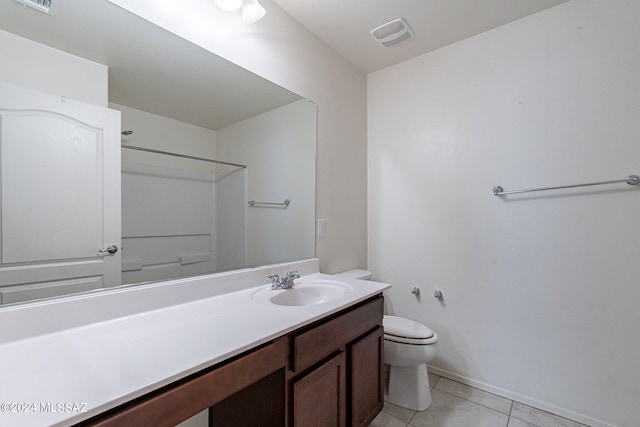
[335,269,372,280]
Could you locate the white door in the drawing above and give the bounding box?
[0,83,121,304]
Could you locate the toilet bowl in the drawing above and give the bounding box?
[383,315,438,411]
[335,270,439,411]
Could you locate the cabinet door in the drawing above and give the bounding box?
[292,352,346,427]
[350,327,384,427]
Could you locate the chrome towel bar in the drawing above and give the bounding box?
[248,199,290,208]
[493,175,640,196]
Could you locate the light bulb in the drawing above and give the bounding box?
[214,0,242,12]
[242,0,266,24]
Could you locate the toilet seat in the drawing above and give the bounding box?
[383,315,437,345]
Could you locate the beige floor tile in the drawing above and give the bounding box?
[409,388,509,427]
[511,402,588,427]
[435,377,513,414]
[383,401,416,423]
[508,417,540,427]
[370,410,410,427]
[428,372,441,389]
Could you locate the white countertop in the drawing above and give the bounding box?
[0,260,390,426]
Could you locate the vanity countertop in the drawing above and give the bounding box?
[0,260,390,427]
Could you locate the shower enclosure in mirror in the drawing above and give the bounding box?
[0,0,316,305]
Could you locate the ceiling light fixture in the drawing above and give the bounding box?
[214,0,266,24]
[214,0,242,12]
[241,0,266,24]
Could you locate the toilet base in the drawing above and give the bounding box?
[385,363,432,411]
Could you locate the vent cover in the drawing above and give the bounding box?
[371,17,414,47]
[15,0,58,15]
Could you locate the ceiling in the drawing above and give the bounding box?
[273,0,570,73]
[0,0,571,128]
[0,0,300,130]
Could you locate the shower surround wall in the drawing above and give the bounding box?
[116,104,248,282]
[367,1,640,427]
[117,101,313,281]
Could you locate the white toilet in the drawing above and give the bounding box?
[383,315,438,411]
[336,269,439,411]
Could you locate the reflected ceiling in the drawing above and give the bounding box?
[0,0,300,129]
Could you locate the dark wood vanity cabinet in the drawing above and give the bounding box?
[77,295,383,427]
[287,296,384,427]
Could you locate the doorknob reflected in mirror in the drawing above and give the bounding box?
[98,245,118,255]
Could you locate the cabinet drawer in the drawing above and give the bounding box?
[81,337,286,427]
[291,296,383,373]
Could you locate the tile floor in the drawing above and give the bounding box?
[370,373,590,427]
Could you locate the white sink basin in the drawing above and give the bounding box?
[252,279,353,307]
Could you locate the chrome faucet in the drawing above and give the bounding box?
[268,271,300,290]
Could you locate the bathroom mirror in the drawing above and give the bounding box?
[0,0,316,305]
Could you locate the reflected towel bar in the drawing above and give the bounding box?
[493,175,640,196]
[248,199,290,208]
[121,144,247,168]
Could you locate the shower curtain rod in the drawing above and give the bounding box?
[121,144,247,169]
[493,174,640,196]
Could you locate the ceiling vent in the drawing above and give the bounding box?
[370,17,414,47]
[15,0,58,15]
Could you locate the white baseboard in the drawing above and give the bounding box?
[427,365,619,427]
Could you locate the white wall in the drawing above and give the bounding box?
[217,100,316,267]
[368,1,640,427]
[107,0,368,274]
[0,29,107,106]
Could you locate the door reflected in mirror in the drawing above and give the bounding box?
[0,0,316,305]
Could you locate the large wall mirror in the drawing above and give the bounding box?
[0,0,316,306]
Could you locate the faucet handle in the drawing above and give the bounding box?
[267,274,280,283]
[286,271,300,279]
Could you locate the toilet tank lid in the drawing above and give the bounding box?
[383,315,434,339]
[334,269,372,280]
